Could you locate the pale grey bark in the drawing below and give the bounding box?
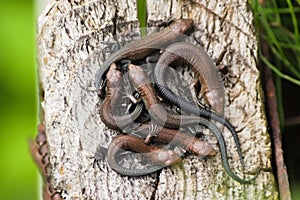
[37,0,278,199]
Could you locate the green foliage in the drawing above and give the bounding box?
[249,0,300,128]
[250,0,300,86]
[137,0,147,28]
[0,0,38,199]
[137,0,147,36]
[249,0,300,199]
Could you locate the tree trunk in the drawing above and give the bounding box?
[37,0,279,199]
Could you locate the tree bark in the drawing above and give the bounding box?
[37,0,279,199]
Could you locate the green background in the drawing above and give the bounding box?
[0,0,38,199]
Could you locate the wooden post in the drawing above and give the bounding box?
[37,0,279,199]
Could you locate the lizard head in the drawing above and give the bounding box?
[127,64,151,87]
[106,63,123,88]
[170,19,194,34]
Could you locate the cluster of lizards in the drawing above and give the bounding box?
[94,19,259,183]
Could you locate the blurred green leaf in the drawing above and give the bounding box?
[0,0,38,199]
